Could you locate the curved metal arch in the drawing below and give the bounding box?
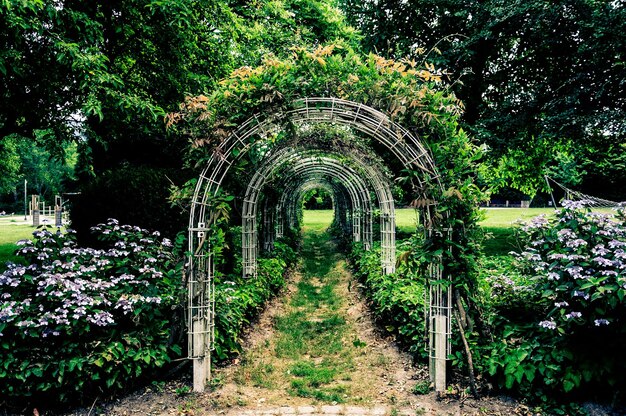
[270,160,373,246]
[265,153,395,270]
[190,98,440,234]
[240,146,393,261]
[188,97,448,393]
[277,178,351,238]
[268,158,371,241]
[242,159,371,277]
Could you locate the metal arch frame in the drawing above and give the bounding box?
[272,147,395,257]
[188,97,450,393]
[240,146,394,274]
[281,179,348,235]
[269,152,395,269]
[276,180,336,237]
[278,178,349,236]
[241,158,371,278]
[268,159,373,250]
[278,159,371,237]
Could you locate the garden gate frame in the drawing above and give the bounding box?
[188,97,451,393]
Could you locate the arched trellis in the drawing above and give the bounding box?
[255,162,370,258]
[274,158,394,266]
[240,147,395,277]
[279,177,363,243]
[267,161,373,252]
[275,180,339,237]
[188,97,450,392]
[243,158,373,277]
[274,148,394,254]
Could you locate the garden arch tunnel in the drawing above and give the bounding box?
[188,97,451,393]
[240,147,396,277]
[248,161,375,271]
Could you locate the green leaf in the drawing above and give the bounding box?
[563,379,575,392]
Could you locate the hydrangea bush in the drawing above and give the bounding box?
[517,201,626,335]
[0,220,183,407]
[484,202,626,405]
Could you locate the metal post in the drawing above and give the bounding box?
[544,175,558,210]
[32,195,40,227]
[24,180,27,220]
[55,195,63,227]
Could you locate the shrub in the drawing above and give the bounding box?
[348,242,427,359]
[0,220,184,409]
[70,166,187,245]
[213,233,300,361]
[484,202,626,405]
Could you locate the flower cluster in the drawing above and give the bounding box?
[0,219,178,339]
[516,202,626,334]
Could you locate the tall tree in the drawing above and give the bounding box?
[340,0,626,198]
[1,0,359,233]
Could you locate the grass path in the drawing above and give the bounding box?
[205,222,426,413]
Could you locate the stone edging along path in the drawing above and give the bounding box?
[222,404,417,415]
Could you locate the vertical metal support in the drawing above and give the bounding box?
[380,198,395,274]
[276,205,284,238]
[362,206,372,250]
[189,222,214,392]
[54,195,63,227]
[428,260,451,393]
[263,199,275,252]
[31,195,40,227]
[352,208,361,242]
[242,215,257,277]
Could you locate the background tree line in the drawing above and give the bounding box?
[339,0,626,201]
[1,0,625,236]
[0,0,358,238]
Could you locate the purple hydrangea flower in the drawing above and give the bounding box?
[539,320,557,330]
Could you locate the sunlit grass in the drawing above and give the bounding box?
[302,210,333,231]
[302,208,562,257]
[0,217,35,269]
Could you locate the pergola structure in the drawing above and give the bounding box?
[188,97,451,393]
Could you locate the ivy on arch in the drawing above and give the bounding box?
[169,43,486,393]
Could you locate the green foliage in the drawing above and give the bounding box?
[1,0,358,226]
[479,203,626,406]
[70,165,187,244]
[0,136,21,195]
[412,380,431,395]
[348,242,428,359]
[171,41,485,323]
[0,220,184,409]
[212,232,300,361]
[340,0,626,199]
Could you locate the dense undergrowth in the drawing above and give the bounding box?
[347,241,428,361]
[0,220,184,409]
[0,221,299,412]
[347,204,626,414]
[213,227,299,362]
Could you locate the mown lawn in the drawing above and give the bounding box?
[305,208,556,257]
[0,216,34,269]
[0,208,574,268]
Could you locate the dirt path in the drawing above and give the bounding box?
[82,228,527,416]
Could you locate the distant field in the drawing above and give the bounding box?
[302,209,333,231]
[303,207,554,229]
[0,208,608,267]
[303,208,557,257]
